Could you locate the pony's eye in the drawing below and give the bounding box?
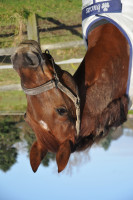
[56,107,68,116]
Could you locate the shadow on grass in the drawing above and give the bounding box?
[0,16,82,39]
[37,16,82,38]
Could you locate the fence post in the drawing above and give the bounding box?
[27,13,39,43]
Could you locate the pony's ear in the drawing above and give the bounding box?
[56,140,71,173]
[30,141,47,173]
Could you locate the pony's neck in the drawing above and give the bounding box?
[73,25,104,115]
[73,23,129,146]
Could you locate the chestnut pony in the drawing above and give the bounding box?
[11,23,129,172]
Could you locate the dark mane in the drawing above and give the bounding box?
[73,95,128,152]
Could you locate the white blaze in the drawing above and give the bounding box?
[39,120,49,131]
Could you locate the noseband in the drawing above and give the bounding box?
[21,50,80,136]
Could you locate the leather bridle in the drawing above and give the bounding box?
[21,50,80,136]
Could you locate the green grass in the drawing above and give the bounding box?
[51,46,85,61]
[40,30,82,46]
[0,0,82,25]
[0,0,82,48]
[128,110,133,115]
[0,69,20,86]
[0,91,27,111]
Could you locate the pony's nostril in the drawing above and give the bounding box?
[32,51,42,65]
[24,53,34,65]
[23,52,41,67]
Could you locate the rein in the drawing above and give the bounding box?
[21,50,80,136]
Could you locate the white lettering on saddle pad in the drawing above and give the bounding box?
[82,0,122,21]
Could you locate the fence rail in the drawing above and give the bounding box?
[0,111,25,116]
[0,40,84,56]
[0,111,133,117]
[0,58,83,70]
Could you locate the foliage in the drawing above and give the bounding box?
[0,117,20,145]
[23,122,36,153]
[42,152,55,167]
[100,135,112,150]
[0,116,21,172]
[0,146,17,172]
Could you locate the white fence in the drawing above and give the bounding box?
[0,58,83,70]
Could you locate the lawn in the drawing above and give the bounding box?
[0,0,82,48]
[0,91,27,112]
[0,69,20,86]
[0,0,82,25]
[128,110,133,115]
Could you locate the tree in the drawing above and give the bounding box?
[0,117,21,172]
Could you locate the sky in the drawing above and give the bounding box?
[0,129,133,200]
